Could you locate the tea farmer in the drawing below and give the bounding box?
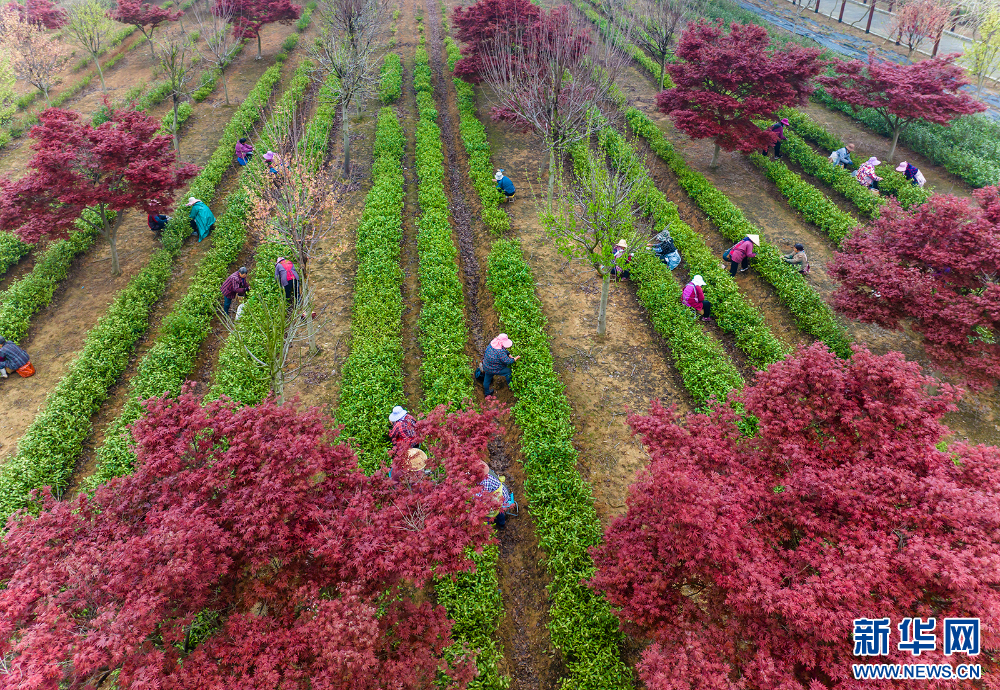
[782,243,809,273]
[829,143,856,169]
[187,197,216,241]
[494,169,515,202]
[0,337,31,378]
[480,333,519,397]
[220,266,249,316]
[389,405,419,449]
[896,161,926,188]
[762,117,789,158]
[477,461,516,529]
[855,157,882,192]
[235,138,254,166]
[726,234,759,276]
[275,256,300,305]
[682,275,712,321]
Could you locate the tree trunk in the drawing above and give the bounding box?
[888,126,901,161]
[94,53,107,91]
[256,31,262,59]
[221,70,230,105]
[597,270,610,336]
[172,96,180,153]
[98,204,122,276]
[304,285,318,354]
[659,53,667,88]
[146,30,156,60]
[109,229,121,276]
[41,85,50,107]
[547,147,556,208]
[710,142,721,169]
[342,101,351,178]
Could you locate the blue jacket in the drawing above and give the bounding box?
[496,176,515,195]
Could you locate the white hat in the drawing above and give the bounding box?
[747,234,760,246]
[691,275,706,286]
[895,161,909,172]
[868,157,881,166]
[186,197,199,206]
[494,170,504,182]
[389,406,407,423]
[490,333,513,349]
[616,239,628,248]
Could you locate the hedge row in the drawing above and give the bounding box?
[379,53,402,104]
[0,62,286,527]
[453,80,509,234]
[749,151,859,246]
[211,66,340,404]
[486,238,633,690]
[192,40,250,102]
[626,108,853,358]
[412,38,474,410]
[779,108,931,212]
[333,106,406,472]
[90,62,316,487]
[600,128,788,370]
[573,139,743,407]
[0,233,30,279]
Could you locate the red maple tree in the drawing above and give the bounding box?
[0,389,503,690]
[590,343,1000,690]
[817,52,986,162]
[450,0,540,83]
[0,107,198,275]
[831,188,1000,387]
[111,0,182,59]
[656,20,824,168]
[7,0,67,29]
[215,0,301,59]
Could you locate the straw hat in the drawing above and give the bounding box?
[616,239,628,248]
[895,161,909,172]
[408,448,427,471]
[691,275,706,286]
[846,143,856,151]
[263,151,275,162]
[490,333,513,349]
[389,405,408,423]
[747,234,760,246]
[186,197,199,206]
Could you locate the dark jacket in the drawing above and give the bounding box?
[483,344,515,374]
[221,271,249,299]
[0,341,29,369]
[770,122,787,141]
[496,176,515,195]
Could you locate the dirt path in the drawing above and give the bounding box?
[0,32,299,464]
[617,60,1000,447]
[428,1,573,686]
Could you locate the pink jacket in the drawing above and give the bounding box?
[730,239,755,263]
[682,282,704,311]
[235,141,253,158]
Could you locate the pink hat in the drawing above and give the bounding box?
[780,118,790,126]
[895,161,909,172]
[263,151,275,162]
[490,333,513,349]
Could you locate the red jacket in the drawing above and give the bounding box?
[730,239,755,263]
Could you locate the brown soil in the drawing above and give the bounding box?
[0,29,300,469]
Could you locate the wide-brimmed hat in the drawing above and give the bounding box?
[691,275,706,286]
[867,157,881,166]
[408,448,427,471]
[780,117,789,126]
[895,161,909,172]
[846,143,856,151]
[186,197,199,206]
[494,170,504,182]
[263,151,275,161]
[389,405,408,423]
[616,239,628,248]
[490,333,513,349]
[747,234,760,245]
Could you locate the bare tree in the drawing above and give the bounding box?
[480,5,632,201]
[155,31,196,153]
[310,0,386,177]
[0,4,67,106]
[886,0,953,58]
[64,0,116,91]
[217,289,311,404]
[628,0,700,87]
[191,0,241,104]
[247,117,342,354]
[541,143,648,336]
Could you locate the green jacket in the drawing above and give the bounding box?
[189,201,216,242]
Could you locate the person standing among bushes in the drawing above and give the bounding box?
[783,243,809,273]
[727,234,759,276]
[682,275,713,321]
[235,138,254,166]
[829,143,856,169]
[480,333,519,398]
[855,157,883,192]
[187,197,216,241]
[0,337,31,378]
[494,169,515,202]
[275,256,300,305]
[611,239,631,280]
[762,118,789,159]
[389,406,419,449]
[220,266,249,316]
[478,461,516,529]
[896,161,926,188]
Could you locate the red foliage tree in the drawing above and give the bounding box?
[831,188,1000,387]
[656,20,824,168]
[216,0,301,59]
[0,389,503,690]
[7,0,67,29]
[450,0,540,83]
[817,52,986,162]
[111,0,182,59]
[590,343,1000,690]
[0,107,198,275]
